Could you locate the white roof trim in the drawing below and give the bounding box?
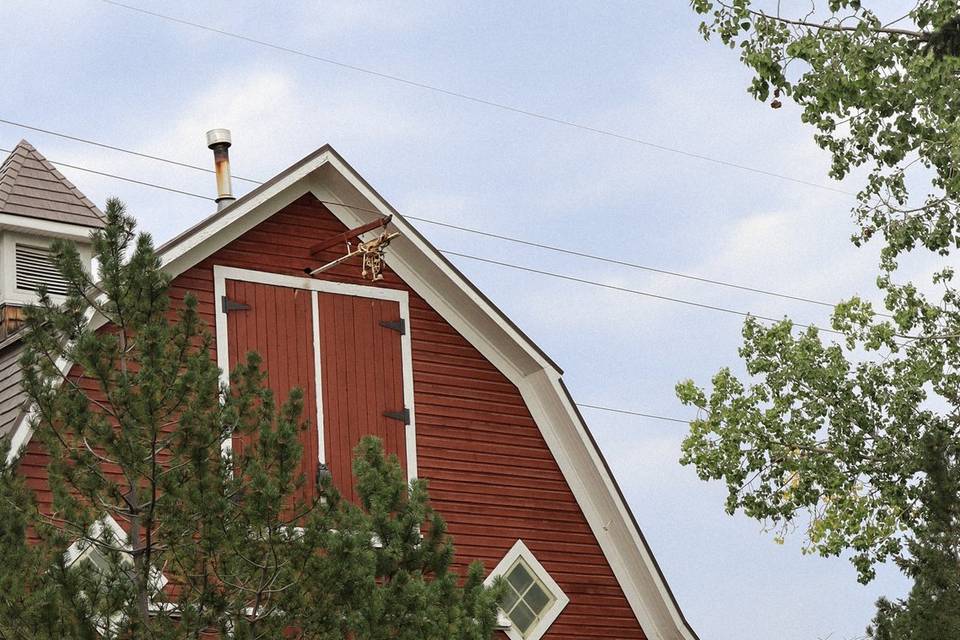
[8,145,699,640]
[0,212,97,243]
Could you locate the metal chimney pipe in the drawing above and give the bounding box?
[206,128,235,210]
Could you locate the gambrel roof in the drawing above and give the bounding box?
[6,145,699,640]
[0,140,104,228]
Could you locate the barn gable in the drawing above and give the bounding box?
[7,145,699,640]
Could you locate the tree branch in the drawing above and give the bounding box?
[722,2,926,38]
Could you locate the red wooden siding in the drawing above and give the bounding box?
[16,193,647,639]
[316,292,407,503]
[224,279,319,504]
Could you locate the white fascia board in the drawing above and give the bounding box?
[159,151,336,281]
[0,214,96,243]
[311,158,552,378]
[6,305,106,464]
[67,517,169,584]
[304,163,697,639]
[520,369,698,640]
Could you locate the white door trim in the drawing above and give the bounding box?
[213,265,418,482]
[310,290,325,466]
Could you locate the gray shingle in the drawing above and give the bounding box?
[0,338,26,439]
[0,140,104,229]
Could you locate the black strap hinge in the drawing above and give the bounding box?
[379,319,406,335]
[316,462,331,486]
[221,296,251,313]
[383,408,411,425]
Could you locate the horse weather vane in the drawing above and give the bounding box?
[304,214,398,281]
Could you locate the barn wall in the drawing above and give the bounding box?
[18,193,646,638]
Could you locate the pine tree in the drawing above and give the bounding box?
[868,428,960,640]
[1,198,501,639]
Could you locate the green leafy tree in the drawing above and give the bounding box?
[676,0,960,586]
[867,427,960,640]
[0,198,501,639]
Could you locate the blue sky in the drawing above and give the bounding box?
[2,1,922,638]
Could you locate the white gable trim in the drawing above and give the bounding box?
[8,146,699,640]
[7,303,102,463]
[302,158,699,639]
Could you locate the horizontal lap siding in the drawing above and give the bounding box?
[17,194,646,638]
[194,195,646,639]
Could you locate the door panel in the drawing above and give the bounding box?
[224,279,319,504]
[223,277,409,507]
[317,292,407,503]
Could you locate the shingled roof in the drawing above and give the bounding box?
[0,140,104,228]
[0,337,25,438]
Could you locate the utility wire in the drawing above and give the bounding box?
[0,144,842,334]
[1,143,695,424]
[396,216,860,312]
[576,404,691,424]
[97,0,854,197]
[0,118,261,185]
[313,199,884,316]
[0,117,861,313]
[0,147,212,200]
[441,250,841,335]
[11,146,929,343]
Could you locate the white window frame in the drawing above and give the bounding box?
[63,517,167,592]
[63,517,169,635]
[485,539,569,640]
[0,230,91,306]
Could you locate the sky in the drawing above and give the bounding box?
[0,1,929,638]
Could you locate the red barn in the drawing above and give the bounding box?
[0,138,699,640]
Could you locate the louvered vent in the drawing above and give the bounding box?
[15,245,70,296]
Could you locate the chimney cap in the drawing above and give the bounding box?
[206,128,232,149]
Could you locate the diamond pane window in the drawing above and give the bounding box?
[486,540,569,640]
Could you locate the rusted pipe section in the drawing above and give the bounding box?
[205,128,235,210]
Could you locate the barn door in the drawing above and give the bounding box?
[316,292,408,504]
[220,272,412,507]
[222,279,320,504]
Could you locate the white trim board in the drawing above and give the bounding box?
[8,145,699,640]
[485,539,569,640]
[212,265,418,483]
[64,516,168,593]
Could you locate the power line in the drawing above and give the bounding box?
[576,404,690,424]
[97,0,855,197]
[0,117,860,313]
[0,147,212,200]
[441,249,842,335]
[0,118,261,185]
[401,216,856,312]
[0,144,694,425]
[12,147,927,344]
[313,200,881,316]
[0,144,843,333]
